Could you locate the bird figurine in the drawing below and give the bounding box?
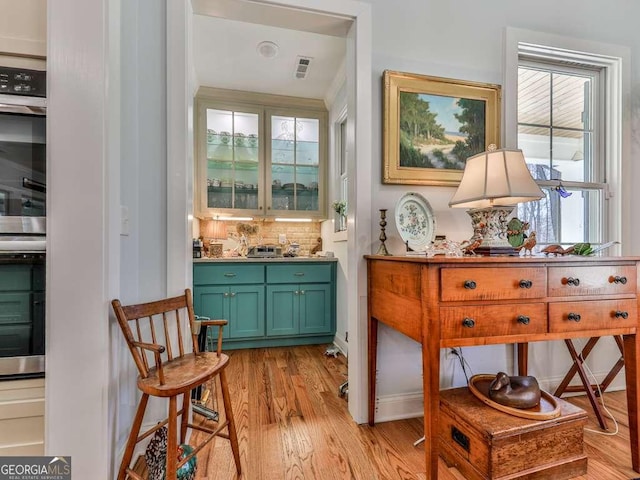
[488,371,541,409]
[540,244,574,256]
[517,231,537,255]
[460,235,483,255]
[310,236,323,255]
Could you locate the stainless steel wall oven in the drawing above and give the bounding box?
[0,66,46,378]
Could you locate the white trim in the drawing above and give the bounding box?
[504,27,630,255]
[167,0,195,297]
[373,392,424,423]
[324,57,346,109]
[332,335,348,356]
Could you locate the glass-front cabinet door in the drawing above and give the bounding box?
[202,106,262,213]
[268,113,322,215]
[195,89,327,220]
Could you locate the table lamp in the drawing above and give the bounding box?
[448,144,543,256]
[206,217,228,258]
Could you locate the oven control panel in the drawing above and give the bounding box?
[0,66,46,97]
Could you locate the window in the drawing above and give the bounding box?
[515,51,611,249]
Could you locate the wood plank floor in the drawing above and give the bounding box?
[142,345,640,479]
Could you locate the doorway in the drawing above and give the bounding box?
[166,0,372,423]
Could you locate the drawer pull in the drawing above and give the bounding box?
[224,292,229,297]
[294,272,305,277]
[565,277,580,287]
[517,315,530,325]
[294,290,299,295]
[615,310,629,319]
[567,312,582,322]
[463,280,477,290]
[300,290,305,295]
[611,275,628,285]
[224,272,237,277]
[462,318,475,328]
[230,292,236,297]
[519,280,533,289]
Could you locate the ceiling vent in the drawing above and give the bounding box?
[294,56,313,79]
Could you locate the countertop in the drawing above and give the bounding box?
[193,256,338,263]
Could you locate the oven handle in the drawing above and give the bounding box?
[0,93,46,115]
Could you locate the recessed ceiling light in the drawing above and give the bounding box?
[256,41,279,59]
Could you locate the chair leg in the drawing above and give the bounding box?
[118,393,149,480]
[220,370,242,475]
[180,392,190,444]
[167,396,178,479]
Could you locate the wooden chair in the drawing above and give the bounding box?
[112,288,241,479]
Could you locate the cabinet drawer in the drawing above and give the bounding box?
[548,265,636,297]
[549,300,637,333]
[440,303,547,340]
[193,264,264,285]
[440,267,546,302]
[267,264,332,283]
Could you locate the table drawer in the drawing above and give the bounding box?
[549,300,637,333]
[266,264,332,284]
[440,267,546,302]
[193,264,264,285]
[440,303,547,339]
[548,265,636,297]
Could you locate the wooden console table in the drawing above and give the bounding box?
[366,255,640,480]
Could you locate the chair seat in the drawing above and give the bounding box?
[138,352,229,397]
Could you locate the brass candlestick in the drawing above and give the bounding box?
[376,209,392,256]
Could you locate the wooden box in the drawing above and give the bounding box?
[439,387,588,480]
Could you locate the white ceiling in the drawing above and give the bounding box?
[192,14,347,100]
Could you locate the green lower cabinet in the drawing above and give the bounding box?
[193,285,264,339]
[267,283,331,336]
[193,261,336,349]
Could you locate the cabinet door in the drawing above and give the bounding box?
[267,112,325,217]
[193,286,229,341]
[229,285,264,338]
[299,284,332,334]
[199,106,263,214]
[266,284,298,336]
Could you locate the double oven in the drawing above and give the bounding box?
[0,66,46,378]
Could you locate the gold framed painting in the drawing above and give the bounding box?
[382,70,501,186]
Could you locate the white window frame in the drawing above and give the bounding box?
[504,28,631,255]
[333,105,348,240]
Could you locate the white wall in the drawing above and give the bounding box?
[362,0,640,417]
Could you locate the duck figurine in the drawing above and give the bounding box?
[488,372,541,409]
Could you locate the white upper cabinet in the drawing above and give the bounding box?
[195,87,327,219]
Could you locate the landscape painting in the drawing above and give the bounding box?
[383,70,501,186]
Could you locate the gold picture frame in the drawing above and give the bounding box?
[382,70,501,186]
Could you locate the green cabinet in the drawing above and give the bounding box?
[194,285,264,339]
[193,260,336,349]
[267,283,331,336]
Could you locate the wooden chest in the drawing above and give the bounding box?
[439,387,588,480]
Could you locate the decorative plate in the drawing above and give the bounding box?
[395,192,436,252]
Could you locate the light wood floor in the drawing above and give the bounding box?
[144,345,640,479]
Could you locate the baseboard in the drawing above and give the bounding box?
[332,336,348,357]
[373,392,424,423]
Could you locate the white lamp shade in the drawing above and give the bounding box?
[449,148,544,208]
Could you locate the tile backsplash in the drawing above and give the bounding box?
[199,219,322,256]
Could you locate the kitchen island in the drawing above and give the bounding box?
[193,257,337,349]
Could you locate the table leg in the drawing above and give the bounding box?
[368,316,379,426]
[563,339,609,429]
[624,333,640,472]
[423,339,440,479]
[517,343,528,375]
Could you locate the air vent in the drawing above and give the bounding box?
[294,56,313,79]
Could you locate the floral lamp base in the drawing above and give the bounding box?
[467,206,519,256]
